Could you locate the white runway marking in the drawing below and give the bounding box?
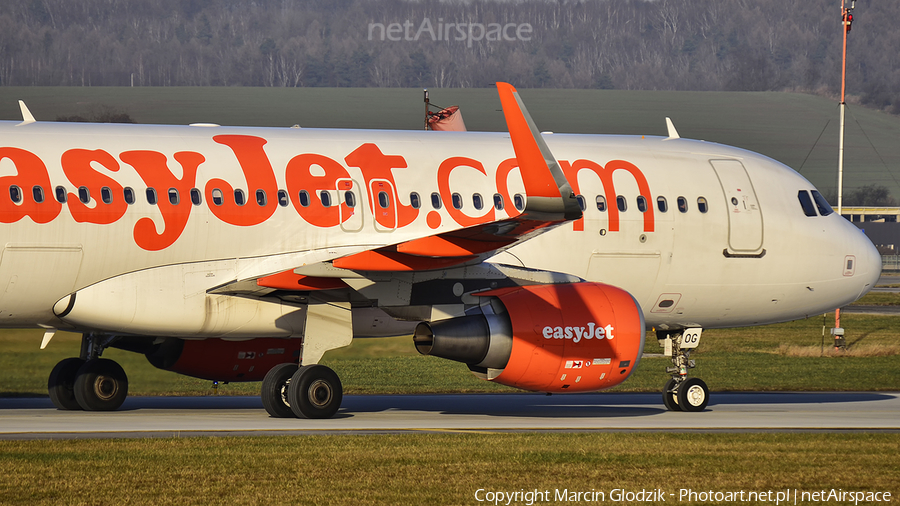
[1,392,898,439]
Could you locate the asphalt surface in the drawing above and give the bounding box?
[1,392,898,439]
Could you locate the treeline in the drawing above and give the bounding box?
[2,0,899,113]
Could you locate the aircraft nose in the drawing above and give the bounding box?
[851,225,881,298]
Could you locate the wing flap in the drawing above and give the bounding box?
[331,250,477,271]
[256,271,349,290]
[396,235,515,257]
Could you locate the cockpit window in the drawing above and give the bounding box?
[811,190,834,216]
[798,191,817,217]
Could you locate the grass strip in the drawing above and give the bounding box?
[0,433,897,505]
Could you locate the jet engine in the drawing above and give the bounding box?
[143,337,302,382]
[414,282,645,392]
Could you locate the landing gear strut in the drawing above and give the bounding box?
[658,328,709,412]
[48,333,128,411]
[260,300,351,419]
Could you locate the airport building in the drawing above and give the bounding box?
[844,207,900,270]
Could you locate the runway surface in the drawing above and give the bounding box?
[1,392,899,439]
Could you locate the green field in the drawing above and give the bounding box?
[1,87,899,200]
[1,433,898,506]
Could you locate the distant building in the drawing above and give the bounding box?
[842,206,900,223]
[847,208,900,269]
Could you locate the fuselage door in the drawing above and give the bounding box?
[710,159,763,254]
[369,178,397,232]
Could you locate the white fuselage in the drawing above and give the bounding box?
[0,121,880,335]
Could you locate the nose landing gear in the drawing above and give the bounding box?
[658,328,709,412]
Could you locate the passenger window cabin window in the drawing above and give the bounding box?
[256,189,267,206]
[811,190,834,216]
[320,190,332,207]
[697,197,709,213]
[9,185,21,203]
[298,190,310,207]
[576,195,586,211]
[377,191,389,209]
[677,196,688,213]
[190,188,202,206]
[55,186,67,203]
[431,192,442,209]
[637,195,648,213]
[124,187,135,205]
[410,192,421,209]
[596,195,606,212]
[657,196,668,213]
[168,188,179,205]
[344,191,356,208]
[100,186,112,204]
[32,186,44,204]
[452,193,463,210]
[234,189,246,206]
[493,193,504,211]
[212,188,224,206]
[78,186,90,204]
[146,188,158,205]
[514,194,525,211]
[277,190,289,207]
[473,193,484,210]
[616,195,627,212]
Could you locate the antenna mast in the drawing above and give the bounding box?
[833,0,856,349]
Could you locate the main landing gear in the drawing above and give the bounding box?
[261,363,343,419]
[261,301,352,419]
[658,328,709,412]
[48,333,128,411]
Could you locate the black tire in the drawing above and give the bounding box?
[261,363,299,418]
[287,364,343,419]
[48,358,86,410]
[73,359,129,411]
[676,377,709,412]
[662,377,681,412]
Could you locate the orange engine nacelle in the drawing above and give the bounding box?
[145,337,302,382]
[414,282,645,392]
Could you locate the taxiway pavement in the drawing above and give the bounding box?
[1,392,898,439]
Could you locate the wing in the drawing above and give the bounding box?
[331,82,581,272]
[212,82,581,301]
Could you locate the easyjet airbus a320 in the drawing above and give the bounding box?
[0,84,879,417]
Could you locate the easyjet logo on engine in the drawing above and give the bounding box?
[0,135,653,251]
[542,322,615,343]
